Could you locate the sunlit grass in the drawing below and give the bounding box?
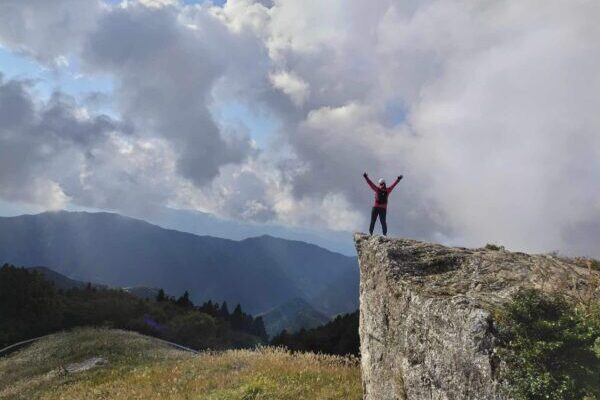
[0,328,361,400]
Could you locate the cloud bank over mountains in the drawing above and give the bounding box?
[0,0,598,256]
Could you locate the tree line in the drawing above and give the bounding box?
[0,263,360,357]
[271,311,359,356]
[0,264,267,350]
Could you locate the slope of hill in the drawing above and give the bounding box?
[0,211,358,315]
[259,297,330,337]
[122,286,162,300]
[28,267,166,301]
[0,264,267,350]
[27,266,88,290]
[0,328,361,400]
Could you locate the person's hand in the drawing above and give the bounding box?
[363,172,368,178]
[398,175,403,180]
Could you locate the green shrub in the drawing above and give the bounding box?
[496,289,600,400]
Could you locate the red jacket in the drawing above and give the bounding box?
[364,176,401,208]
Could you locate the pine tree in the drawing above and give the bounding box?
[271,329,289,346]
[230,304,244,330]
[252,316,268,341]
[201,300,217,317]
[176,290,193,308]
[156,288,166,302]
[219,301,230,320]
[206,300,214,315]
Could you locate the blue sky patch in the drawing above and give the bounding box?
[383,99,408,128]
[0,47,115,114]
[211,100,280,149]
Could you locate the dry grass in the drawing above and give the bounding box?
[0,328,361,400]
[551,257,600,313]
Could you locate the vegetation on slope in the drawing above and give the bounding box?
[271,311,359,356]
[0,264,266,350]
[496,289,600,400]
[0,328,361,400]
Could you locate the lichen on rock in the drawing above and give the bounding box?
[354,233,598,400]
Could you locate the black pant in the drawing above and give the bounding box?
[369,207,387,235]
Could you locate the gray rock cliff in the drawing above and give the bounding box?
[355,233,597,400]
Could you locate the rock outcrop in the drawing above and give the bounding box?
[64,357,108,374]
[354,233,598,400]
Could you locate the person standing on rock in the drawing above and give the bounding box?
[363,173,403,236]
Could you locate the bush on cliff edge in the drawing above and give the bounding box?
[496,289,600,400]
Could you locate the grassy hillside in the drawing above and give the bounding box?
[0,328,361,400]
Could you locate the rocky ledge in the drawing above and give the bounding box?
[354,233,598,400]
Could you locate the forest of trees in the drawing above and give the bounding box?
[0,263,360,357]
[270,311,359,356]
[0,264,267,350]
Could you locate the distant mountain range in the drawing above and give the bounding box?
[0,211,358,316]
[142,207,356,256]
[259,297,330,338]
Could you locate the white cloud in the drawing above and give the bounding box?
[0,0,599,257]
[0,0,102,63]
[269,70,310,106]
[137,0,178,8]
[53,55,70,68]
[211,0,270,34]
[265,0,347,62]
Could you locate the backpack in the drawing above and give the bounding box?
[377,189,388,204]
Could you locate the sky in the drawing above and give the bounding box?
[0,0,599,257]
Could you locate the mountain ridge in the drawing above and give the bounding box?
[0,211,359,315]
[258,297,330,337]
[27,266,89,290]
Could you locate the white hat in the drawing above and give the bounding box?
[378,178,386,185]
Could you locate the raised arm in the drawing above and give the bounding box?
[387,175,403,192]
[363,173,378,191]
